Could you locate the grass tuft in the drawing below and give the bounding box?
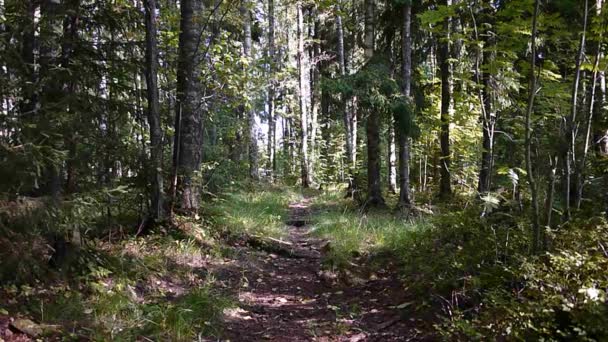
[208,184,300,239]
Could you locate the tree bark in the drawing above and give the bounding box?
[242,0,259,180]
[19,0,37,122]
[565,0,589,220]
[39,0,63,200]
[267,0,276,180]
[388,123,397,193]
[309,10,321,182]
[577,0,603,208]
[173,0,204,212]
[144,0,165,220]
[476,7,495,194]
[438,0,452,199]
[337,11,356,197]
[363,0,384,206]
[526,0,542,252]
[297,1,311,188]
[397,3,412,207]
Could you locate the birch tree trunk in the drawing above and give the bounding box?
[388,123,397,193]
[297,1,311,188]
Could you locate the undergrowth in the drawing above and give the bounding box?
[310,186,608,341]
[206,183,300,239]
[4,183,607,340]
[0,183,301,340]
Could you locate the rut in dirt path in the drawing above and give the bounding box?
[218,197,425,342]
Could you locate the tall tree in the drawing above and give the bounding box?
[242,0,259,180]
[564,0,589,221]
[397,1,412,208]
[364,0,384,206]
[437,0,452,199]
[337,8,357,197]
[267,0,277,179]
[477,5,496,194]
[61,0,81,194]
[526,0,542,252]
[388,119,397,193]
[18,0,37,125]
[173,0,204,212]
[297,1,311,187]
[144,0,164,221]
[576,0,604,208]
[39,0,63,199]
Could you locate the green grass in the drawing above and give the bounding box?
[208,184,301,238]
[89,282,230,341]
[310,186,431,270]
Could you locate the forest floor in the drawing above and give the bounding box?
[0,187,436,341]
[214,197,428,341]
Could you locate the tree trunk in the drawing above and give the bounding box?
[526,0,542,252]
[437,0,452,199]
[39,0,63,200]
[144,0,165,221]
[309,11,321,183]
[19,0,37,122]
[337,11,356,197]
[174,0,204,212]
[476,8,495,195]
[241,0,259,180]
[320,75,332,187]
[366,109,384,206]
[388,123,397,193]
[267,0,276,180]
[577,0,604,208]
[397,3,412,207]
[363,0,384,206]
[363,0,374,60]
[565,0,589,220]
[544,155,558,235]
[297,1,311,188]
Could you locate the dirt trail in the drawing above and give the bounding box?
[216,197,426,341]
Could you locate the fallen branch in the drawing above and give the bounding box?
[244,234,308,259]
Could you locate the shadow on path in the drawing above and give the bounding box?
[214,197,429,341]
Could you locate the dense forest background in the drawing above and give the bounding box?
[1,0,608,340]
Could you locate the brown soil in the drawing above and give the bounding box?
[214,198,433,342]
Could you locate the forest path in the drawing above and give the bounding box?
[215,196,421,341]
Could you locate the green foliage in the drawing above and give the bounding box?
[308,188,608,340]
[439,217,608,341]
[392,97,417,137]
[350,55,401,115]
